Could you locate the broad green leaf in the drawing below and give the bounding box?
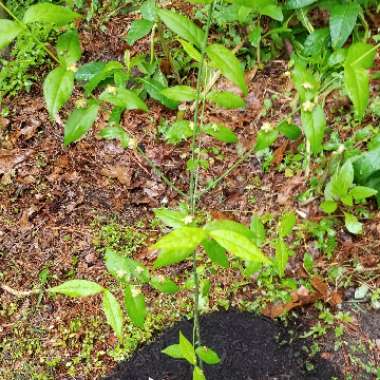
[205,220,255,241]
[64,101,99,145]
[75,61,107,82]
[277,121,301,140]
[301,104,326,155]
[202,239,228,268]
[329,3,360,49]
[84,61,123,95]
[126,19,154,45]
[162,344,183,359]
[278,211,296,238]
[287,0,317,9]
[193,367,206,380]
[179,331,196,365]
[99,87,148,111]
[196,346,221,364]
[178,38,201,62]
[344,212,362,235]
[124,285,147,328]
[57,30,81,66]
[243,260,262,277]
[320,200,338,214]
[150,276,179,294]
[345,42,377,70]
[206,44,248,96]
[43,66,74,120]
[261,4,283,21]
[255,129,279,151]
[209,230,271,264]
[250,216,266,246]
[164,120,193,144]
[274,239,289,278]
[344,64,368,120]
[330,160,354,199]
[48,280,103,297]
[105,249,149,283]
[202,123,238,143]
[161,85,197,102]
[303,252,314,273]
[140,0,157,21]
[139,78,179,109]
[153,227,208,268]
[98,126,130,149]
[353,147,380,183]
[153,208,188,228]
[0,20,22,50]
[303,28,330,57]
[207,91,246,109]
[350,186,377,201]
[102,289,123,341]
[291,61,319,101]
[23,3,80,26]
[157,8,205,48]
[248,26,262,48]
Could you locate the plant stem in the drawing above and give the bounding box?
[0,1,60,64]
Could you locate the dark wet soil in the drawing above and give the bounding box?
[105,310,342,380]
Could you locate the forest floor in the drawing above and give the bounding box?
[1,3,380,380]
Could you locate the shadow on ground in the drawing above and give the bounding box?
[105,310,342,380]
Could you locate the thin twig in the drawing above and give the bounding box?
[1,284,41,297]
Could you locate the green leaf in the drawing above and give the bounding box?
[278,211,296,238]
[345,42,377,70]
[350,186,377,201]
[179,331,196,365]
[126,19,154,45]
[161,85,197,102]
[105,249,149,283]
[157,8,205,48]
[301,104,326,155]
[140,0,157,21]
[193,367,206,380]
[291,60,319,101]
[206,44,248,96]
[178,38,201,62]
[250,216,266,246]
[207,91,245,109]
[202,123,238,143]
[344,64,368,120]
[139,78,179,109]
[320,200,338,214]
[23,3,80,26]
[205,220,255,241]
[278,120,301,140]
[84,61,123,95]
[150,276,179,294]
[261,4,283,21]
[0,20,22,50]
[287,0,317,9]
[57,30,81,66]
[329,3,360,49]
[353,147,380,183]
[330,160,354,200]
[98,126,130,149]
[153,208,188,228]
[303,28,330,57]
[303,252,314,273]
[124,285,147,328]
[248,26,262,48]
[196,346,221,364]
[48,280,103,297]
[274,239,289,278]
[99,87,148,111]
[153,227,208,268]
[344,212,362,235]
[102,289,123,341]
[255,129,279,151]
[164,120,193,144]
[43,66,74,120]
[162,344,183,359]
[64,101,99,146]
[75,61,107,82]
[209,230,271,264]
[202,239,228,268]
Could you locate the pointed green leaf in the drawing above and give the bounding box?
[344,212,362,235]
[126,19,154,45]
[301,104,326,154]
[287,0,317,9]
[102,289,123,341]
[124,285,147,328]
[206,44,248,96]
[250,216,266,246]
[64,101,99,145]
[99,87,148,111]
[202,239,228,268]
[161,85,197,102]
[179,331,196,365]
[320,200,338,214]
[274,239,289,278]
[344,65,368,120]
[178,38,201,62]
[150,276,179,294]
[43,66,74,120]
[193,367,206,380]
[255,129,279,151]
[140,78,179,109]
[23,4,80,26]
[157,8,205,48]
[202,123,237,143]
[57,30,81,66]
[278,121,301,140]
[350,186,377,201]
[98,126,131,149]
[162,344,183,359]
[153,208,188,228]
[48,280,103,297]
[196,346,221,364]
[0,20,22,50]
[278,211,296,238]
[207,91,245,109]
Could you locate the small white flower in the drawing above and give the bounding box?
[128,138,137,150]
[106,85,117,94]
[183,215,193,225]
[68,64,78,73]
[131,287,141,297]
[189,122,195,130]
[337,144,345,154]
[261,122,273,132]
[135,266,144,274]
[302,100,315,112]
[302,82,313,90]
[211,123,219,132]
[75,98,87,108]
